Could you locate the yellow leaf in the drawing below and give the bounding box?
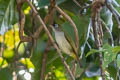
[3,49,14,58]
[19,58,35,69]
[0,57,8,68]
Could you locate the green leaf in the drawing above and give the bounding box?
[59,0,80,15]
[61,11,89,46]
[0,0,16,35]
[54,68,66,80]
[31,40,47,80]
[101,44,120,68]
[112,46,120,60]
[0,57,8,68]
[38,0,65,8]
[3,49,14,59]
[86,44,119,68]
[86,49,100,57]
[112,46,120,54]
[0,68,12,80]
[103,44,113,68]
[107,65,117,80]
[117,54,120,68]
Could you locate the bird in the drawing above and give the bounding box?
[50,24,82,67]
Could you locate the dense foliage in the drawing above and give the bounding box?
[0,0,120,80]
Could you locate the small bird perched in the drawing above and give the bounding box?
[50,24,82,67]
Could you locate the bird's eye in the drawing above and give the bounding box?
[53,24,58,28]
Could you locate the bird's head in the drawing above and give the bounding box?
[50,24,61,32]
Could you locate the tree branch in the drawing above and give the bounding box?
[16,0,32,42]
[40,0,55,79]
[40,40,51,80]
[101,19,114,46]
[72,0,82,8]
[91,0,106,80]
[25,0,75,80]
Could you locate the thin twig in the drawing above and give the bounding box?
[80,18,92,59]
[16,0,32,42]
[101,20,114,47]
[0,35,5,57]
[105,0,120,28]
[25,0,75,79]
[71,61,77,76]
[14,41,22,61]
[40,40,51,80]
[40,0,55,79]
[33,1,55,39]
[72,0,82,8]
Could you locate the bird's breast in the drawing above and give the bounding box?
[55,32,72,55]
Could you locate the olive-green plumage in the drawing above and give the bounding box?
[51,24,78,60]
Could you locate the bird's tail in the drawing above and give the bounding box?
[71,53,82,68]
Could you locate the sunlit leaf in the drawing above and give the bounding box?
[54,68,66,80]
[0,35,3,42]
[81,76,100,80]
[0,57,8,68]
[105,71,114,80]
[112,46,120,60]
[19,58,35,69]
[17,42,27,55]
[102,44,113,68]
[24,7,31,15]
[3,49,14,59]
[0,24,20,50]
[102,44,119,68]
[112,46,120,54]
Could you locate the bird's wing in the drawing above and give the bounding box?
[64,31,77,54]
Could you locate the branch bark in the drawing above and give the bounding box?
[40,1,55,79]
[72,0,82,8]
[25,0,75,80]
[40,40,51,80]
[16,0,32,42]
[91,0,106,80]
